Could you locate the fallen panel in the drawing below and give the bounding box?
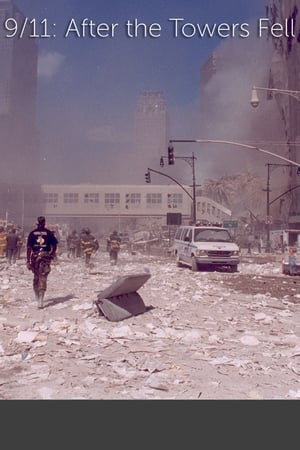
[97,272,151,299]
[96,292,147,322]
[95,272,151,322]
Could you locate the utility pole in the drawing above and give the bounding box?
[160,147,197,224]
[264,163,271,253]
[264,163,295,253]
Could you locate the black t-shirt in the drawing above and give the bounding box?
[27,227,58,253]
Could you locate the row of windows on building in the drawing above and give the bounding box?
[44,192,183,208]
[43,192,227,219]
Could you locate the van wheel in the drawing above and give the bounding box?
[191,257,198,272]
[230,265,238,273]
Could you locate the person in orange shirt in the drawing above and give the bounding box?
[80,228,99,266]
[0,226,7,258]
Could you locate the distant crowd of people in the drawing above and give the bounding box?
[66,227,121,265]
[0,223,123,268]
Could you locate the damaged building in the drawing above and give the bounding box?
[267,0,300,227]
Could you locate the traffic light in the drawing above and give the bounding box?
[168,145,174,165]
[145,171,151,183]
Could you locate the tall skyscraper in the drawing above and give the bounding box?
[200,51,219,87]
[0,0,40,225]
[267,0,300,227]
[0,0,38,183]
[133,91,169,178]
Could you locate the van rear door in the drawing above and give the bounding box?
[180,228,193,263]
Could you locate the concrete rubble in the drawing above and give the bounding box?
[0,249,300,399]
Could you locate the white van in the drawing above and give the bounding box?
[173,225,240,272]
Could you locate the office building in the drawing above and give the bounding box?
[0,0,40,224]
[133,91,169,179]
[0,0,38,181]
[267,0,300,227]
[200,51,220,87]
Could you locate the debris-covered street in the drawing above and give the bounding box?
[1,249,300,400]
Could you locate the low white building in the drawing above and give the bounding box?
[41,184,232,228]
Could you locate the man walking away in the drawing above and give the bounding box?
[26,216,58,309]
[6,228,20,265]
[80,228,99,266]
[107,230,121,265]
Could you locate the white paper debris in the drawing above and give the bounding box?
[240,335,260,346]
[15,331,39,344]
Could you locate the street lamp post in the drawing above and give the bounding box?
[270,185,300,208]
[250,86,300,108]
[146,167,193,201]
[264,163,271,253]
[168,139,300,168]
[160,150,197,224]
[168,139,300,252]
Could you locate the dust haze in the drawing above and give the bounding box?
[167,35,286,188]
[3,17,286,189]
[42,35,285,188]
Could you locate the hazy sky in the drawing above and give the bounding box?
[13,0,284,185]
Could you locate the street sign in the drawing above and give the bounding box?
[166,212,182,225]
[222,219,238,228]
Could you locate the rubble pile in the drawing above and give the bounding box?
[1,250,300,399]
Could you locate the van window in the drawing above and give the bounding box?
[194,228,232,243]
[181,228,190,242]
[186,228,193,241]
[175,227,183,240]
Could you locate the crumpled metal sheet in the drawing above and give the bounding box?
[95,273,151,321]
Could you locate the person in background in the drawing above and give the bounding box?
[66,229,80,258]
[16,227,24,259]
[80,228,99,266]
[106,235,111,253]
[0,226,7,258]
[6,228,20,265]
[76,231,82,257]
[107,230,121,265]
[26,216,58,309]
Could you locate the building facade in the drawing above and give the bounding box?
[200,51,219,87]
[268,0,300,227]
[133,91,169,179]
[0,0,39,183]
[0,181,232,232]
[0,1,40,224]
[38,184,232,231]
